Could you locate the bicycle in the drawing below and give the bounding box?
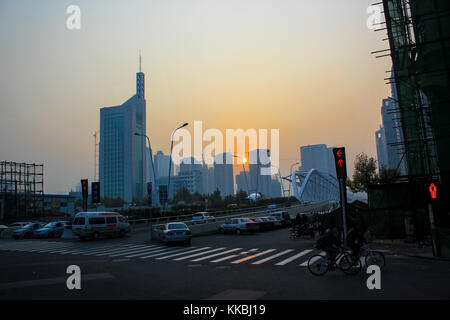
[359,243,385,269]
[307,248,362,276]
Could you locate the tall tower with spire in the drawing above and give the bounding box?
[137,52,145,99]
[99,54,147,202]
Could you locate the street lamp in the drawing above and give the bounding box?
[290,162,300,197]
[134,132,158,240]
[233,154,250,196]
[167,122,189,205]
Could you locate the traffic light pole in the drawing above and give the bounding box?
[428,203,438,256]
[339,178,348,246]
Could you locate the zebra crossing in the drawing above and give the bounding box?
[0,240,369,268]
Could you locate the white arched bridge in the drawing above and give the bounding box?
[286,169,340,203]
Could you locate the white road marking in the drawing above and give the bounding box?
[124,246,180,258]
[109,245,159,257]
[191,248,243,262]
[173,248,227,261]
[156,247,212,260]
[95,245,148,256]
[252,249,294,265]
[231,249,276,264]
[138,247,194,259]
[275,249,313,266]
[299,251,325,266]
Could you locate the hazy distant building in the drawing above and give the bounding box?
[375,125,389,170]
[269,178,282,198]
[99,63,146,202]
[300,144,335,177]
[375,69,407,175]
[248,149,272,197]
[202,165,215,194]
[214,153,234,197]
[171,157,204,196]
[236,171,249,194]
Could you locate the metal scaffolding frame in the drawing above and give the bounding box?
[0,161,44,219]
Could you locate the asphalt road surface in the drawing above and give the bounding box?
[1,227,449,300]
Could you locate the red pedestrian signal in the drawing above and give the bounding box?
[429,183,438,200]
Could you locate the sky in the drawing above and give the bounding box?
[0,0,391,194]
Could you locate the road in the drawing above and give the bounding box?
[0,227,449,300]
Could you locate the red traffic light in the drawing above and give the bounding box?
[429,183,438,200]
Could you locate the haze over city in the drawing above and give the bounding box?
[0,0,390,193]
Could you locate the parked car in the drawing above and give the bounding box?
[0,225,9,235]
[71,212,131,240]
[249,217,272,231]
[248,217,265,231]
[259,216,276,230]
[267,204,277,211]
[155,223,191,244]
[192,212,215,224]
[12,222,44,239]
[219,218,259,235]
[34,221,66,239]
[265,216,282,228]
[268,211,292,227]
[9,222,31,230]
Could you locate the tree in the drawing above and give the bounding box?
[173,188,192,204]
[207,189,223,208]
[236,189,248,204]
[378,166,400,184]
[348,153,378,193]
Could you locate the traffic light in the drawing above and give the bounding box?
[91,182,100,204]
[81,179,88,199]
[332,147,347,179]
[427,180,440,202]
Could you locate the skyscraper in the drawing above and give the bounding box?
[214,153,234,197]
[375,68,407,175]
[375,125,389,170]
[299,144,335,177]
[248,149,271,197]
[99,59,146,202]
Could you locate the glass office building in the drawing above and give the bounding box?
[99,68,146,202]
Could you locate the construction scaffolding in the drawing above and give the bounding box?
[0,161,44,219]
[376,0,450,196]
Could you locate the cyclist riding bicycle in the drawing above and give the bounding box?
[346,225,367,258]
[315,227,343,264]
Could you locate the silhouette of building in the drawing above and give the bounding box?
[214,153,234,197]
[300,144,335,177]
[99,59,146,202]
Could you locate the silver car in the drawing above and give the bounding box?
[219,218,259,235]
[156,223,192,245]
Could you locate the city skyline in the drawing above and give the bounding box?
[0,0,391,194]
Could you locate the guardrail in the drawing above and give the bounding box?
[143,201,334,238]
[128,201,328,227]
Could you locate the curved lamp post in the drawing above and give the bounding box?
[134,132,158,240]
[233,154,250,196]
[167,122,189,206]
[290,162,300,197]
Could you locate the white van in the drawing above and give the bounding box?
[72,212,131,240]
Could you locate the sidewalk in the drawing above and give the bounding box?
[371,239,449,261]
